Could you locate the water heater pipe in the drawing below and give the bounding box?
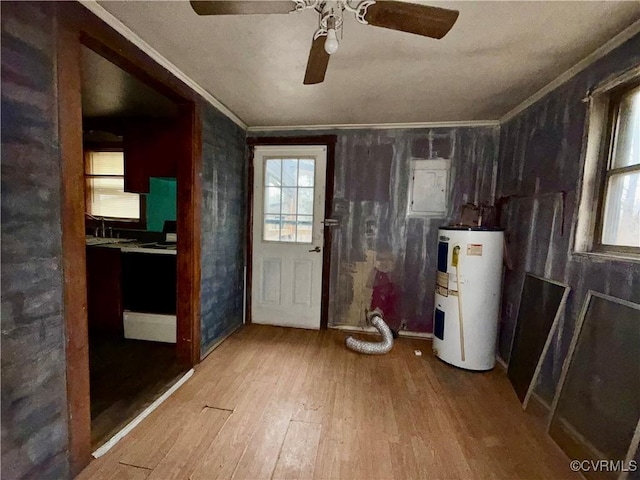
[345,309,394,355]
[453,246,466,362]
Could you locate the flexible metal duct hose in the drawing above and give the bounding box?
[345,310,394,355]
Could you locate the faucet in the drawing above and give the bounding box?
[85,213,107,237]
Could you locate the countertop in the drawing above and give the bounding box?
[86,237,177,255]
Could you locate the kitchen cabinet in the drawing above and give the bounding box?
[123,119,178,193]
[86,246,123,334]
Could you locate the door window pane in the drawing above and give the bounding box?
[264,215,282,241]
[280,215,297,242]
[298,159,315,186]
[262,158,316,243]
[602,171,640,247]
[264,187,281,214]
[282,159,298,186]
[265,159,281,186]
[298,188,314,215]
[296,216,313,243]
[611,85,640,169]
[281,188,298,215]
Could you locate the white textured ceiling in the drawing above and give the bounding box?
[96,1,640,127]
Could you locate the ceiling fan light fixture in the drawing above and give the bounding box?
[190,0,460,85]
[324,28,339,54]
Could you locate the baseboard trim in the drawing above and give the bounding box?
[525,391,552,424]
[200,323,243,361]
[91,368,194,458]
[495,355,508,371]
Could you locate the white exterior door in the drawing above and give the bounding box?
[251,145,327,329]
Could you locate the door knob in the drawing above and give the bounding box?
[308,246,321,253]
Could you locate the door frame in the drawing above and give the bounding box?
[57,4,202,475]
[246,136,337,329]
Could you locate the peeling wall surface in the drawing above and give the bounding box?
[1,3,70,478]
[200,104,247,353]
[497,33,640,404]
[251,127,499,332]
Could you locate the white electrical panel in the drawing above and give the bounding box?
[408,159,450,217]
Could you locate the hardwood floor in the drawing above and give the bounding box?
[77,325,578,480]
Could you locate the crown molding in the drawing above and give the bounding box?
[500,18,640,124]
[79,0,248,129]
[247,120,500,132]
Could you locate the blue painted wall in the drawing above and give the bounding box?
[1,3,70,478]
[199,103,247,354]
[251,127,499,332]
[497,33,640,404]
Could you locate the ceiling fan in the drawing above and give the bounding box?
[189,0,459,85]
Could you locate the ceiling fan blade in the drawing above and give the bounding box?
[189,1,297,15]
[303,36,330,85]
[364,1,459,39]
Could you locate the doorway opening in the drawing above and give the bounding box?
[246,137,337,330]
[58,5,202,473]
[80,45,188,450]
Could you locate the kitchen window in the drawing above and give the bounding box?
[576,72,640,257]
[85,151,142,222]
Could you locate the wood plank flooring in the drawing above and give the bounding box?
[77,325,578,480]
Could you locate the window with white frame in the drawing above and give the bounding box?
[594,82,640,253]
[85,151,141,221]
[576,72,640,257]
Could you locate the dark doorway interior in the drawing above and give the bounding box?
[88,334,184,448]
[81,45,186,449]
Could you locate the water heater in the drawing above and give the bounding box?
[432,227,504,370]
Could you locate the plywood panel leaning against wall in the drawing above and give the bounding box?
[548,292,640,480]
[507,274,570,405]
